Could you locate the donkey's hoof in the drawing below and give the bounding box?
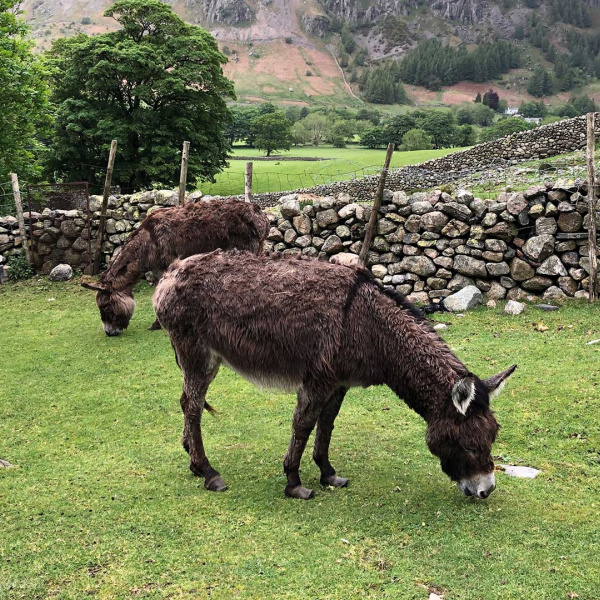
[205,475,228,492]
[148,320,162,331]
[284,485,315,500]
[321,474,349,488]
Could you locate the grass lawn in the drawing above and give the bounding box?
[198,146,463,197]
[1,281,599,599]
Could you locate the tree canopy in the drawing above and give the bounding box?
[45,0,234,191]
[0,0,50,183]
[251,112,292,156]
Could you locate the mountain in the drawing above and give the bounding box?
[20,0,600,108]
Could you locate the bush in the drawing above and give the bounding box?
[401,128,433,151]
[305,70,312,76]
[284,37,292,44]
[81,17,91,25]
[7,254,34,281]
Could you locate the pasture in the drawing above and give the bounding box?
[197,146,463,197]
[0,281,599,599]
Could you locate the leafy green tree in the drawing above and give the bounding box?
[472,103,496,126]
[479,118,536,142]
[519,101,548,118]
[527,66,554,98]
[0,0,51,183]
[360,126,387,149]
[226,106,259,145]
[362,63,408,105]
[297,113,330,146]
[455,124,477,147]
[475,92,482,103]
[414,111,459,148]
[401,129,432,151]
[251,112,292,156]
[383,115,416,148]
[46,0,235,191]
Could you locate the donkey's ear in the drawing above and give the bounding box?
[81,281,106,292]
[452,377,476,416]
[483,365,517,400]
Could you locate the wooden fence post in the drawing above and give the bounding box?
[358,143,395,268]
[93,139,118,275]
[587,113,598,302]
[179,141,190,206]
[245,161,253,203]
[10,173,32,264]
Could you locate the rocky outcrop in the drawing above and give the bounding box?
[301,14,330,37]
[201,0,254,25]
[431,0,484,24]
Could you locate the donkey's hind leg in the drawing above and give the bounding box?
[148,269,164,330]
[283,379,332,500]
[313,387,349,488]
[179,351,225,492]
[148,318,162,331]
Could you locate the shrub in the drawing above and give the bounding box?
[7,254,34,281]
[285,37,293,44]
[81,17,91,25]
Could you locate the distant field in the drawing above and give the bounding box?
[198,146,463,196]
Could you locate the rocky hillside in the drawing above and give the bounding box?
[21,0,600,107]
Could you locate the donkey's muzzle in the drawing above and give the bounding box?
[457,472,496,499]
[103,323,124,337]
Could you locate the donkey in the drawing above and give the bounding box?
[82,199,269,336]
[154,250,517,500]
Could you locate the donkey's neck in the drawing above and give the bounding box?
[377,310,469,420]
[100,230,147,291]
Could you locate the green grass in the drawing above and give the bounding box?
[1,281,599,599]
[199,146,463,197]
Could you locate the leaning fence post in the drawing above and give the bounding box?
[245,161,253,203]
[93,139,118,275]
[358,143,395,268]
[179,141,190,206]
[587,113,598,302]
[10,173,32,264]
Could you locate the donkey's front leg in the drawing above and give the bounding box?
[313,387,349,488]
[283,381,330,500]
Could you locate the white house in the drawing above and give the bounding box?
[505,106,519,116]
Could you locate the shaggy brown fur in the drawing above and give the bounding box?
[154,251,516,500]
[82,200,269,335]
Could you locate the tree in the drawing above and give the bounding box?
[414,111,459,148]
[46,0,235,191]
[401,129,433,151]
[482,89,500,111]
[383,115,417,148]
[527,66,554,98]
[0,0,51,183]
[360,126,387,149]
[519,101,548,118]
[298,113,330,146]
[362,63,408,105]
[455,124,477,147]
[251,112,292,156]
[226,106,259,145]
[479,117,536,142]
[475,92,482,103]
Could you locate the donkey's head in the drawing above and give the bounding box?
[426,365,517,499]
[81,281,136,336]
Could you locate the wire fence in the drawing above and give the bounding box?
[0,181,19,217]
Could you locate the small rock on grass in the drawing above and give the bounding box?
[49,264,73,282]
[433,323,448,331]
[0,459,13,468]
[536,304,559,312]
[500,465,541,479]
[504,300,526,315]
[443,285,482,312]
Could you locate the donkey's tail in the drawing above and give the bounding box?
[204,401,217,416]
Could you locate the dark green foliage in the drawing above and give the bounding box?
[356,107,381,125]
[251,112,292,156]
[226,106,260,145]
[475,92,482,103]
[552,0,589,27]
[0,0,51,183]
[519,101,547,118]
[455,124,477,147]
[377,15,412,53]
[6,253,34,281]
[360,126,387,149]
[284,36,292,44]
[479,117,536,142]
[340,27,356,54]
[401,128,432,151]
[46,0,234,192]
[527,66,554,97]
[383,115,416,148]
[413,110,459,148]
[399,39,521,90]
[361,62,408,105]
[555,95,597,117]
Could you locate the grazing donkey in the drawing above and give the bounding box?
[154,251,516,501]
[82,200,269,336]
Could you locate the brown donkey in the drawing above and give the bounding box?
[82,200,269,336]
[154,250,516,501]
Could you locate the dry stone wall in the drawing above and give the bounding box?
[264,185,599,303]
